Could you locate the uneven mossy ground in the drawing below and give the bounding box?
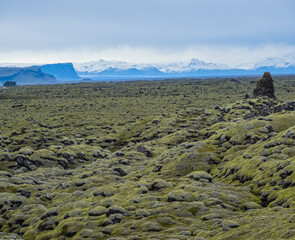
[1,76,295,239]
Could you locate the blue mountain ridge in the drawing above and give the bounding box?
[78,66,295,80]
[0,63,81,85]
[0,67,57,85]
[95,67,165,76]
[40,63,80,80]
[1,63,295,86]
[184,66,295,77]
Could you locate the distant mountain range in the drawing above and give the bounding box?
[40,63,80,80]
[1,57,295,85]
[0,63,80,85]
[0,67,57,85]
[74,58,229,77]
[75,56,295,80]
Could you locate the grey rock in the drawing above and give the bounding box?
[253,72,276,99]
[137,145,153,157]
[88,206,107,216]
[106,205,127,216]
[40,209,59,220]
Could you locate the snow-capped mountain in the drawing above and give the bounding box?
[252,56,295,69]
[93,66,165,77]
[1,55,295,85]
[73,60,151,73]
[156,58,229,73]
[72,56,295,80]
[0,63,36,68]
[74,58,228,75]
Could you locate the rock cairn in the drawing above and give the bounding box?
[253,72,276,99]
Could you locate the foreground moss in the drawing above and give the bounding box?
[1,77,295,239]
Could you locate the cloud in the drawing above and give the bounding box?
[0,44,294,67]
[0,0,294,64]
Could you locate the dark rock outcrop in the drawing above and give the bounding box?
[137,145,153,157]
[253,72,276,99]
[3,81,16,87]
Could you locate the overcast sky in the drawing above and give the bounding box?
[0,0,294,66]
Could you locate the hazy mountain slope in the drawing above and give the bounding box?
[0,67,57,85]
[1,56,295,83]
[74,57,295,79]
[74,60,139,73]
[94,66,165,76]
[40,63,81,80]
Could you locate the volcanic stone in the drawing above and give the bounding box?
[253,72,276,99]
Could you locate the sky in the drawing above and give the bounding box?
[0,0,295,67]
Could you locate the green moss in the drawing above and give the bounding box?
[2,77,295,240]
[187,206,200,216]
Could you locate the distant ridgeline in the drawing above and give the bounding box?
[40,63,81,81]
[0,63,80,85]
[76,59,295,80]
[164,66,295,77]
[0,67,57,86]
[1,61,295,85]
[3,81,16,87]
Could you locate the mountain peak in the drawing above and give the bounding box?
[189,58,206,65]
[40,63,80,80]
[253,56,295,69]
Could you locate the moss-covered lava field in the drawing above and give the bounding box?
[2,76,295,239]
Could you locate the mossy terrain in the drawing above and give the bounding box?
[1,76,295,239]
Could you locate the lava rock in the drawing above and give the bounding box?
[187,171,213,182]
[221,220,240,231]
[253,72,276,99]
[17,189,31,198]
[242,201,262,210]
[137,145,153,157]
[112,167,127,176]
[167,190,194,202]
[106,205,127,216]
[40,209,59,220]
[88,206,107,216]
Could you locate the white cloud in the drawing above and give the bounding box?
[1,45,295,68]
[0,0,294,67]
